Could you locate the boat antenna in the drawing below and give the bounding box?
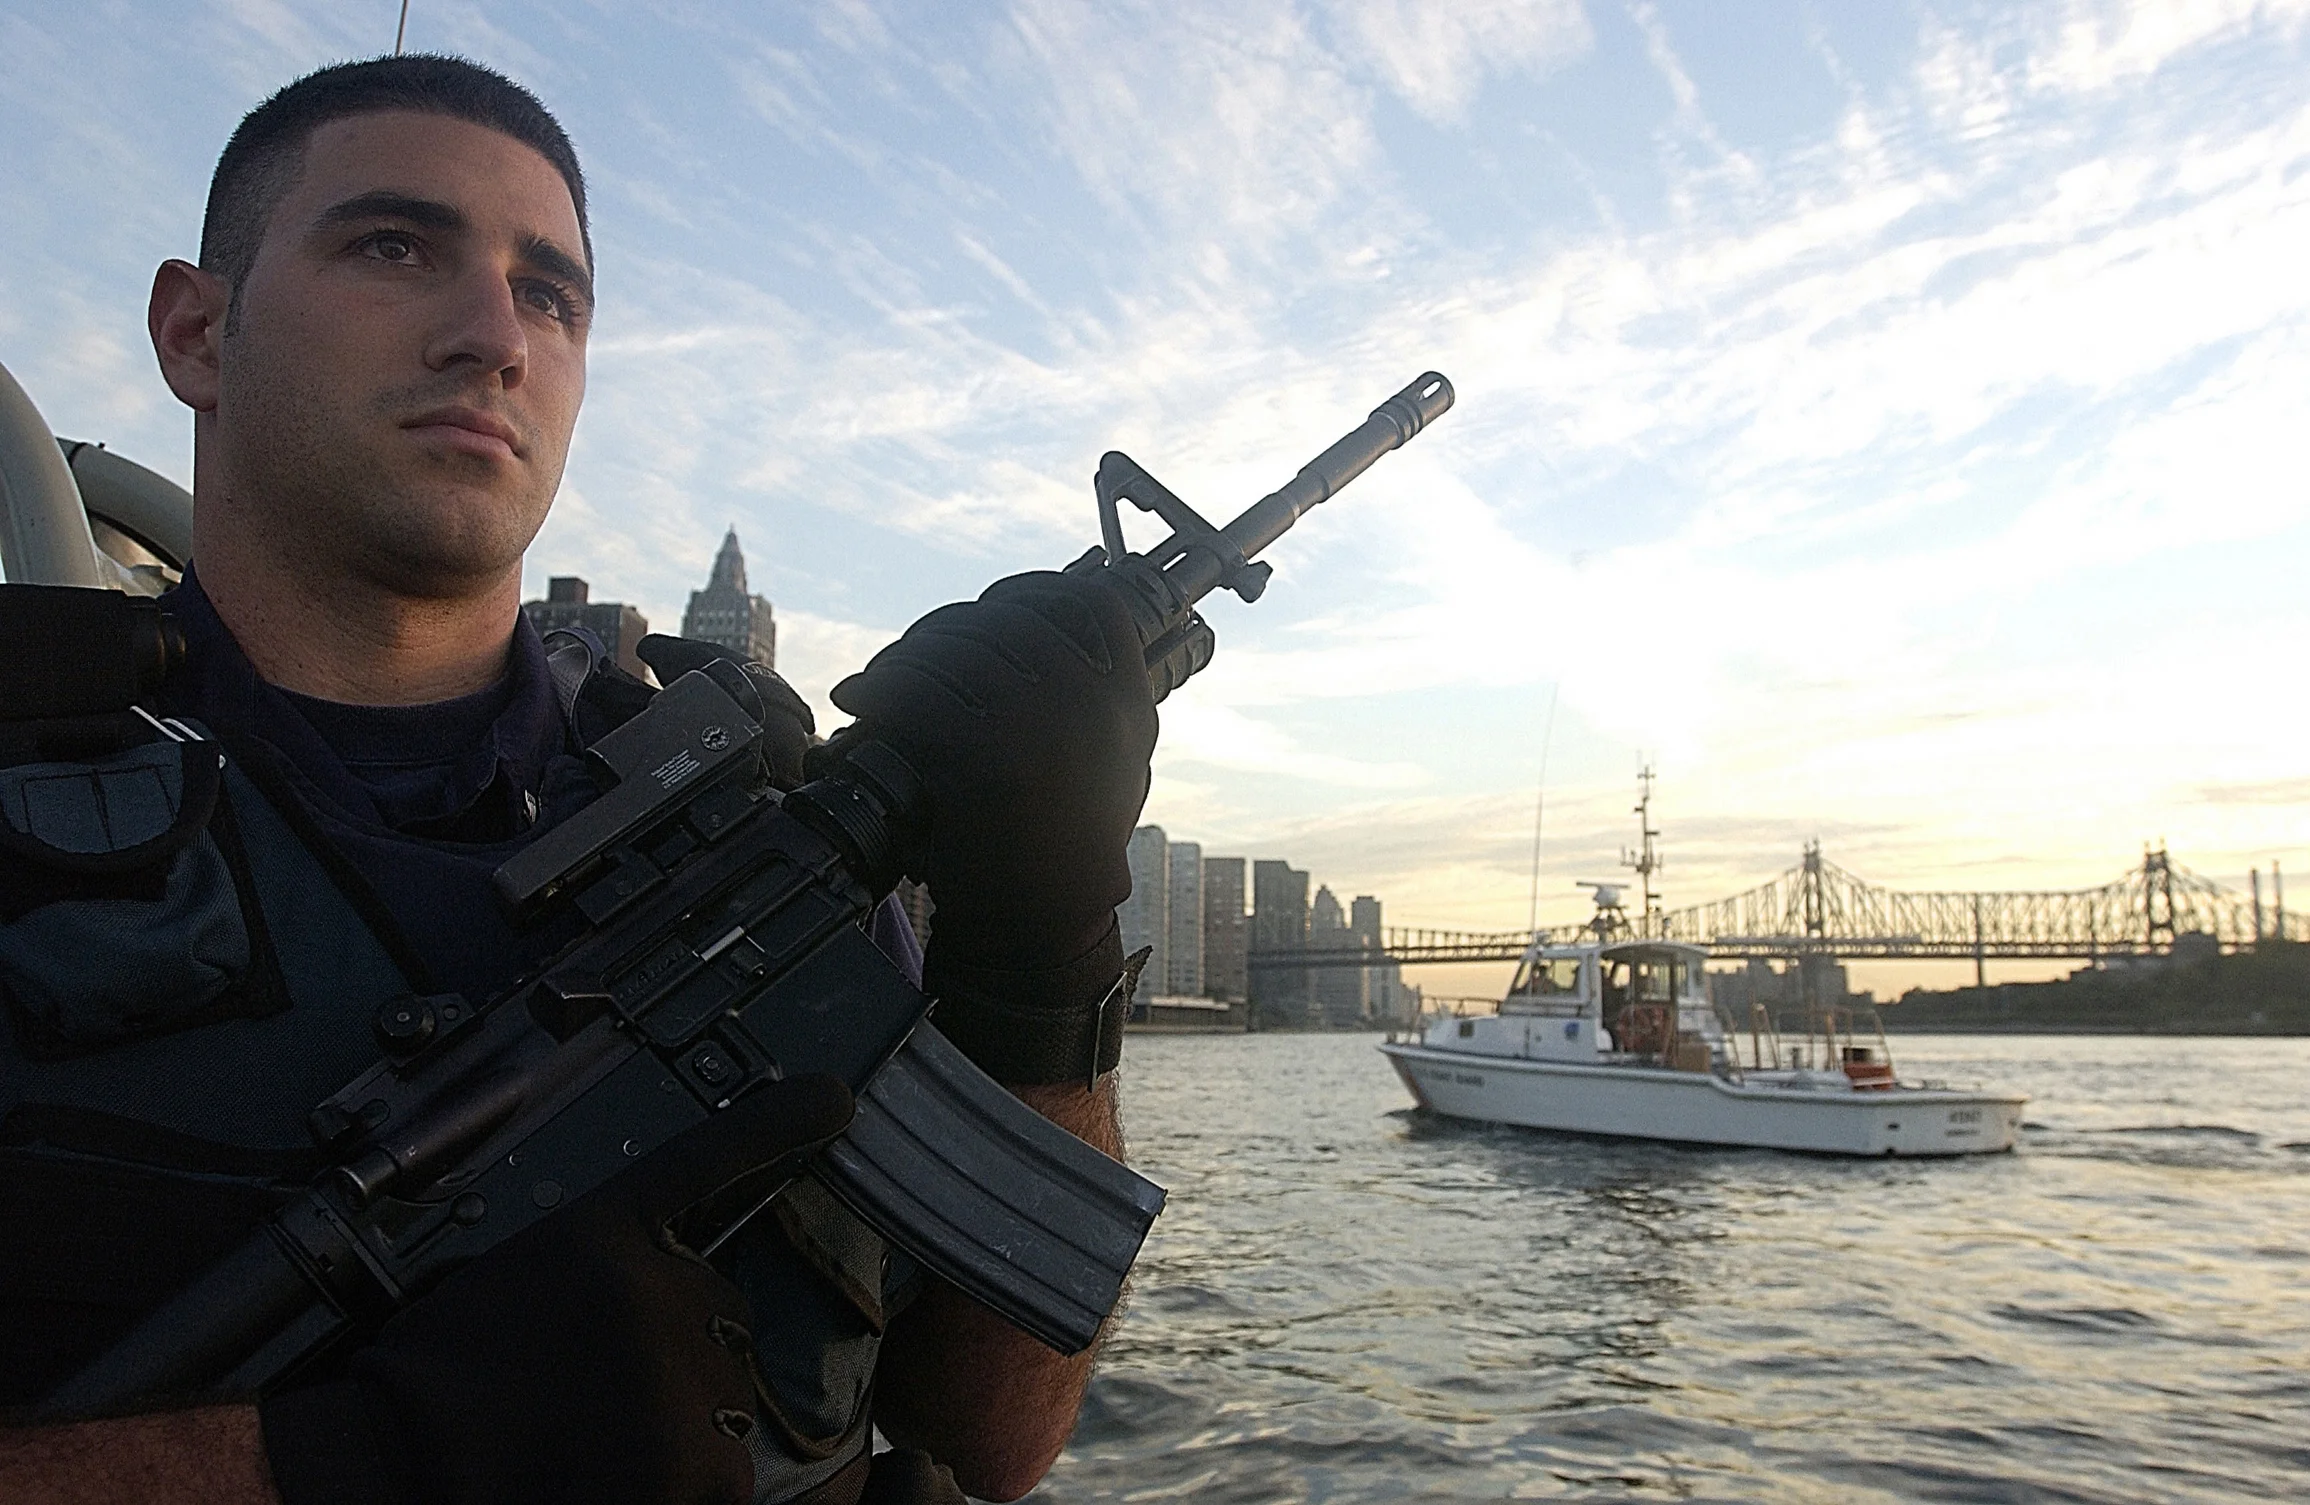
[1621,760,1662,931]
[1526,682,1560,935]
[394,0,412,54]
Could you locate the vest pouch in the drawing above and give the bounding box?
[0,737,221,882]
[701,1174,892,1470]
[0,740,276,1058]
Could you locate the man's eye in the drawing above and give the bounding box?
[519,280,582,324]
[362,233,420,264]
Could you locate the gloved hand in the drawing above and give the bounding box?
[860,1447,969,1504]
[260,1074,856,1505]
[828,570,1157,973]
[638,633,816,791]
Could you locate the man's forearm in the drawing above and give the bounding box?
[873,1072,1125,1503]
[0,1405,279,1505]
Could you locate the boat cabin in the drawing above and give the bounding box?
[1422,939,1723,1068]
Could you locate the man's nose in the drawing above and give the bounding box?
[424,267,528,388]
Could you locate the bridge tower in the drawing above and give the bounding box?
[1800,841,1827,942]
[2144,844,2176,951]
[1621,763,1663,934]
[1797,841,1834,1016]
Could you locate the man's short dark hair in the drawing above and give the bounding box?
[200,55,590,312]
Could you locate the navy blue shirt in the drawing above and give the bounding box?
[152,571,607,1000]
[154,570,921,1003]
[275,676,519,836]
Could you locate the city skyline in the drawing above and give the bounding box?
[4,0,2303,998]
[523,538,2297,999]
[1123,822,1412,1027]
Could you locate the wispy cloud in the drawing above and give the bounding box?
[1323,0,1591,125]
[3,0,2306,966]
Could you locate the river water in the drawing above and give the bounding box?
[1031,1034,2310,1502]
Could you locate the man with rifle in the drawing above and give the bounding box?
[0,55,1152,1505]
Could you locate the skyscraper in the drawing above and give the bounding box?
[1250,860,1311,1028]
[1121,826,1170,994]
[522,577,650,679]
[1166,841,1203,997]
[1351,894,1405,1026]
[680,528,777,668]
[1311,884,1367,1029]
[1202,857,1247,1002]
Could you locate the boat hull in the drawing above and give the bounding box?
[1380,1043,2023,1156]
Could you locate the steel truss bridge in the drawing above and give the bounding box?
[1246,845,2306,976]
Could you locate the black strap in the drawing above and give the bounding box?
[539,628,596,726]
[202,772,295,1027]
[209,728,436,996]
[921,922,1140,1086]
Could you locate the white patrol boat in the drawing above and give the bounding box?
[1379,889,2026,1158]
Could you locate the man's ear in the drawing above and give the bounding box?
[148,259,231,414]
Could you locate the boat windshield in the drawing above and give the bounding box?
[1513,957,1583,996]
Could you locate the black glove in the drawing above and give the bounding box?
[638,633,816,790]
[828,571,1157,1082]
[860,1447,969,1504]
[829,571,1156,969]
[260,1075,856,1505]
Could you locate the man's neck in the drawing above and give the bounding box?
[193,544,521,706]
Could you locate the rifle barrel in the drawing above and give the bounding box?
[1161,371,1452,608]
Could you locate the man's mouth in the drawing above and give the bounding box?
[403,406,524,462]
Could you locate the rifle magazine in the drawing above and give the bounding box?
[813,1023,1165,1356]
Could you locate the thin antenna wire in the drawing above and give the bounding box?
[395,0,411,54]
[1526,683,1560,934]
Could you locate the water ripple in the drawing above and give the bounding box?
[1031,1034,2310,1502]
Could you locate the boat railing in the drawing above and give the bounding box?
[1741,1001,1908,1085]
[1498,996,1587,1019]
[1428,996,1503,1019]
[1389,996,1501,1044]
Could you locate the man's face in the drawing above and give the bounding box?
[212,110,591,597]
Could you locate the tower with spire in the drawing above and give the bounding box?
[680,527,777,668]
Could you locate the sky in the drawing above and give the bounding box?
[3,0,2305,991]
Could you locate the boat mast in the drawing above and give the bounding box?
[1526,684,1560,937]
[1621,762,1663,936]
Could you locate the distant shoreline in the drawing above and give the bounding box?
[1876,941,2306,1037]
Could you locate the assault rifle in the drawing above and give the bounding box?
[39,371,1455,1417]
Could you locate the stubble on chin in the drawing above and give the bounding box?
[344,389,559,601]
[221,360,559,602]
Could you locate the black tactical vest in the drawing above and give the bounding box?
[0,685,901,1502]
